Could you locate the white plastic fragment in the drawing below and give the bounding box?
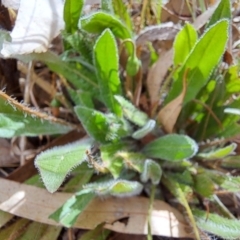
[2,0,20,10]
[1,0,64,57]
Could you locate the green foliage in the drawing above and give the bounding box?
[206,0,231,28]
[3,0,240,237]
[100,142,127,178]
[115,95,149,126]
[173,23,197,66]
[192,172,215,197]
[140,159,162,185]
[79,12,131,39]
[143,134,198,161]
[49,189,95,227]
[35,138,92,193]
[193,209,240,239]
[101,0,113,13]
[84,179,143,197]
[0,91,73,138]
[166,19,229,105]
[93,29,122,116]
[112,0,133,31]
[64,0,84,33]
[198,143,237,160]
[132,119,156,139]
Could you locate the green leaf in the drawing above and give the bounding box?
[32,52,99,93]
[64,0,84,33]
[117,151,146,172]
[93,29,122,116]
[209,172,240,193]
[101,0,113,13]
[193,209,240,239]
[63,162,94,193]
[143,134,198,161]
[206,0,231,28]
[112,0,133,32]
[167,170,194,186]
[221,156,240,169]
[166,19,229,105]
[174,23,198,66]
[193,172,215,197]
[0,91,73,138]
[79,11,131,40]
[74,106,109,143]
[75,107,129,143]
[132,119,156,139]
[225,65,240,94]
[35,138,92,193]
[198,143,237,160]
[109,180,143,197]
[64,31,94,63]
[85,179,143,197]
[162,175,200,239]
[140,159,162,185]
[115,95,149,127]
[100,142,127,179]
[49,189,95,227]
[79,223,110,240]
[67,89,94,108]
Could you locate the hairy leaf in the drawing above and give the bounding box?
[101,0,113,12]
[49,189,95,227]
[0,91,73,138]
[79,11,131,39]
[85,179,143,197]
[64,0,84,33]
[193,172,215,197]
[132,119,156,139]
[166,20,229,105]
[198,143,237,160]
[174,23,197,66]
[75,106,109,143]
[115,95,149,127]
[100,142,127,178]
[117,151,146,172]
[143,134,198,161]
[209,172,240,193]
[193,209,240,239]
[206,0,231,28]
[93,29,122,116]
[112,0,132,31]
[35,138,92,193]
[140,159,162,185]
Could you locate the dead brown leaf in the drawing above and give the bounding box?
[0,178,193,238]
[147,49,174,106]
[136,22,180,46]
[157,69,188,133]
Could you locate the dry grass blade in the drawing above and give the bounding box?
[0,178,193,238]
[157,68,188,133]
